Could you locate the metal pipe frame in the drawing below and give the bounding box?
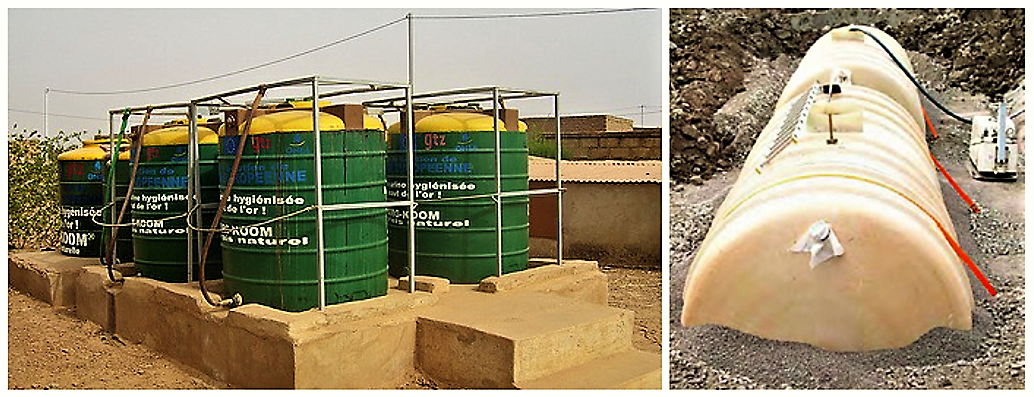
[311,78,327,310]
[368,86,564,272]
[183,75,415,308]
[493,88,503,277]
[105,103,193,281]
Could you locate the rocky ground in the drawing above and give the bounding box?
[669,8,1025,389]
[670,8,1025,185]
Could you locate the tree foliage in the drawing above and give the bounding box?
[8,128,85,249]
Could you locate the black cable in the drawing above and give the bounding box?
[849,27,972,125]
[413,8,649,19]
[8,108,108,121]
[50,17,407,96]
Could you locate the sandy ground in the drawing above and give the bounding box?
[6,287,228,390]
[7,265,659,389]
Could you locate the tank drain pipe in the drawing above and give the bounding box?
[198,86,266,308]
[104,107,155,283]
[101,108,132,283]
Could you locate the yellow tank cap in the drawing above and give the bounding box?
[364,115,385,131]
[415,112,511,133]
[385,113,523,134]
[272,100,332,110]
[164,118,221,126]
[244,110,345,135]
[57,139,110,161]
[141,126,219,146]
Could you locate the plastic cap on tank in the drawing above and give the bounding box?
[141,126,219,146]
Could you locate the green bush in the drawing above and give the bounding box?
[527,127,571,160]
[8,127,85,249]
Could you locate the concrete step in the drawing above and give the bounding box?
[515,349,662,390]
[416,290,635,388]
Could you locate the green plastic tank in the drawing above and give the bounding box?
[58,138,114,257]
[131,125,222,282]
[386,112,530,284]
[102,142,135,263]
[218,109,388,312]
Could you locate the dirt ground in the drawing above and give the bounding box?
[604,266,663,353]
[6,287,228,390]
[669,8,1025,390]
[7,265,659,389]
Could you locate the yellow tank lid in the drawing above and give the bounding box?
[387,113,524,134]
[142,126,219,146]
[364,115,385,131]
[57,139,110,161]
[416,112,506,132]
[164,118,221,126]
[272,100,332,109]
[220,110,345,136]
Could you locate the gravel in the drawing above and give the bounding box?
[669,8,1025,390]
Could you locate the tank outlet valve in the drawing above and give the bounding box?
[790,220,845,268]
[219,293,243,307]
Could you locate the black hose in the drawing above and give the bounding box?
[198,86,266,308]
[849,27,973,125]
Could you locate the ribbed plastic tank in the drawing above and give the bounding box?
[680,25,974,351]
[218,109,388,312]
[102,143,134,263]
[386,112,530,284]
[58,138,122,257]
[131,125,223,282]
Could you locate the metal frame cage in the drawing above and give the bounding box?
[106,75,564,311]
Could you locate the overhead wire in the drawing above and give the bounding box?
[8,108,108,121]
[48,16,408,96]
[414,8,652,20]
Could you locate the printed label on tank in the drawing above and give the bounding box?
[60,205,102,255]
[386,180,478,200]
[221,193,306,216]
[132,219,186,235]
[219,223,311,247]
[130,192,188,211]
[134,166,187,188]
[62,161,106,182]
[60,231,96,255]
[386,208,470,229]
[219,163,308,185]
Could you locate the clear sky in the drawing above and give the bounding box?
[7,8,663,137]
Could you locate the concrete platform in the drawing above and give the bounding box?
[8,250,659,389]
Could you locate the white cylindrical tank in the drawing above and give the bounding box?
[680,25,974,352]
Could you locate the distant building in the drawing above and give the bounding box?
[527,156,661,268]
[522,115,660,161]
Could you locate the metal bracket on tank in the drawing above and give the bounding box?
[757,84,821,172]
[790,220,845,268]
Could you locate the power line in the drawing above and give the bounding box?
[8,108,108,121]
[49,16,408,96]
[414,8,652,20]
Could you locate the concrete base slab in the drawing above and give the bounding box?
[396,276,450,294]
[8,250,94,307]
[114,276,436,389]
[477,260,607,305]
[76,266,123,331]
[416,290,634,388]
[515,350,662,389]
[10,251,658,389]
